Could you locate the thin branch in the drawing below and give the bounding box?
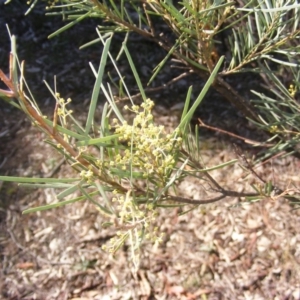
[233,143,266,184]
[165,194,228,205]
[180,148,252,196]
[165,189,258,205]
[233,144,300,202]
[143,3,155,36]
[198,118,274,147]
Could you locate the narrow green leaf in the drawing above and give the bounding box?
[178,56,224,130]
[180,86,192,133]
[24,0,39,15]
[99,102,109,160]
[76,133,120,146]
[85,34,113,134]
[57,182,82,200]
[116,32,129,61]
[261,55,298,67]
[108,0,122,18]
[124,45,147,101]
[48,11,92,38]
[18,183,74,189]
[0,176,79,183]
[109,168,145,179]
[94,180,116,215]
[160,1,185,23]
[238,4,300,12]
[43,118,87,140]
[96,28,134,105]
[0,92,21,109]
[195,125,199,161]
[148,39,180,86]
[22,192,98,214]
[246,196,262,202]
[79,37,102,49]
[100,83,125,123]
[198,159,237,172]
[179,53,208,71]
[79,185,112,215]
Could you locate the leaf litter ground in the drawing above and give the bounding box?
[1,102,300,300]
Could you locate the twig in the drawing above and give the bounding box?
[143,3,155,37]
[177,148,259,204]
[198,118,274,147]
[233,143,266,184]
[233,144,300,203]
[165,190,257,205]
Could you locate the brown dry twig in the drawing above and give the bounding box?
[233,143,300,204]
[198,118,274,147]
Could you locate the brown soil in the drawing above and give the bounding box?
[1,2,300,300]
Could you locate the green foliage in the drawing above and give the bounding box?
[31,0,300,146]
[0,33,244,268]
[1,0,300,267]
[251,63,300,161]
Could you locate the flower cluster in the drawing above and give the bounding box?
[111,99,182,185]
[44,0,59,9]
[102,190,164,267]
[80,168,94,184]
[55,94,73,123]
[288,84,297,98]
[54,93,73,142]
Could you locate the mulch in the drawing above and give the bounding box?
[1,2,300,299]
